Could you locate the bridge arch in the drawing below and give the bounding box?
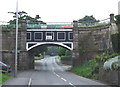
[26,42,73,51]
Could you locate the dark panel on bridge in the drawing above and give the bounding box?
[27,30,73,42]
[63,43,72,48]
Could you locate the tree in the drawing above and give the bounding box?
[34,46,48,56]
[9,11,46,24]
[46,46,58,56]
[8,11,27,18]
[78,15,99,26]
[57,47,66,56]
[65,50,71,56]
[115,15,120,32]
[35,15,41,21]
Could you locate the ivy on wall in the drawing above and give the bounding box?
[111,32,120,53]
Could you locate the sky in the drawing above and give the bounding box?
[0,0,120,23]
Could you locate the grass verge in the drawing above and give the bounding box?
[71,59,99,80]
[34,56,43,60]
[0,73,13,85]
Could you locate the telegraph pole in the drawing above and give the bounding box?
[15,0,18,77]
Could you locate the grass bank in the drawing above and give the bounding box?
[34,56,43,60]
[0,73,13,85]
[71,59,99,80]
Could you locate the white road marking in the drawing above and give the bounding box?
[56,74,60,77]
[54,72,60,77]
[61,78,67,82]
[69,82,76,87]
[28,78,32,87]
[52,57,76,87]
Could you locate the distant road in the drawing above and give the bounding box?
[32,56,109,86]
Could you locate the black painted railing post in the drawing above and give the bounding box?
[110,14,114,23]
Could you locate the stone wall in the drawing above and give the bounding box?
[2,24,34,70]
[77,27,109,65]
[0,26,2,62]
[2,29,16,70]
[99,61,119,86]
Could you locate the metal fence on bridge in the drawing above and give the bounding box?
[0,17,110,29]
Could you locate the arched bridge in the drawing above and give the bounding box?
[26,24,73,51]
[2,14,117,70]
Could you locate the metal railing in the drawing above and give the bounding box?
[0,18,111,29]
[78,18,110,28]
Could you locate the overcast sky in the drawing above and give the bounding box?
[0,0,120,23]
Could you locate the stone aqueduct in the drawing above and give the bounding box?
[0,14,118,70]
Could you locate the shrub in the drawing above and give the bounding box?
[61,56,71,60]
[111,33,120,53]
[72,59,99,79]
[65,50,71,56]
[57,47,66,56]
[0,73,12,85]
[96,53,119,61]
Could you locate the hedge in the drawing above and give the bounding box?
[61,56,72,60]
[111,33,120,53]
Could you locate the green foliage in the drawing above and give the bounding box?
[111,33,120,53]
[72,59,99,80]
[96,53,119,61]
[61,56,71,60]
[78,23,110,28]
[94,34,102,40]
[2,29,10,33]
[58,56,61,61]
[65,50,71,56]
[0,73,12,85]
[78,15,99,26]
[9,11,45,24]
[94,41,98,45]
[57,47,66,56]
[115,15,120,32]
[46,46,58,56]
[34,46,48,57]
[34,55,43,60]
[57,47,71,60]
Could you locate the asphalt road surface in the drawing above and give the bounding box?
[31,56,110,87]
[3,56,112,87]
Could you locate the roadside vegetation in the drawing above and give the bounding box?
[71,59,99,80]
[57,47,72,63]
[46,46,58,56]
[71,53,120,80]
[0,73,12,85]
[34,55,43,60]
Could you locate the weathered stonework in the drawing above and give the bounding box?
[72,21,80,66]
[18,22,34,70]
